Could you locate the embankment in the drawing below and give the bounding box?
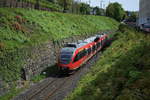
[0,8,118,97]
[66,25,150,100]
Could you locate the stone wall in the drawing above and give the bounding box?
[0,79,8,97]
[22,34,92,80]
[0,34,90,97]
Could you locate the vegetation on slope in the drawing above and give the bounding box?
[0,8,118,85]
[66,25,150,100]
[21,0,62,11]
[0,8,118,51]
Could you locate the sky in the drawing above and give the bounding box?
[80,0,139,11]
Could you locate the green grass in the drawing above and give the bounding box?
[21,0,62,11]
[0,8,118,51]
[65,25,150,100]
[0,82,29,100]
[0,88,23,100]
[0,8,118,99]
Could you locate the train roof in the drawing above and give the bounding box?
[61,34,105,53]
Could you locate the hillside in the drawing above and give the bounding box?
[0,8,119,99]
[66,25,150,100]
[0,0,62,11]
[0,8,118,51]
[22,0,62,11]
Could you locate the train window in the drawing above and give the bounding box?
[94,37,99,42]
[80,49,87,58]
[99,42,101,47]
[104,37,107,42]
[65,44,76,48]
[92,45,96,52]
[60,53,73,64]
[87,48,92,54]
[96,42,101,49]
[96,43,98,49]
[73,49,87,62]
[74,53,80,62]
[101,40,104,46]
[101,40,103,45]
[102,39,105,45]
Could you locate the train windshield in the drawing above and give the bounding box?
[60,52,73,64]
[144,25,150,28]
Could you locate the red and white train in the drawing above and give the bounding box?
[57,34,108,72]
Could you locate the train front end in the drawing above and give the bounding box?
[58,47,75,72]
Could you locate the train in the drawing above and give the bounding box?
[57,34,108,73]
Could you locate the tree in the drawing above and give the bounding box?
[72,1,80,14]
[126,11,138,22]
[79,3,91,15]
[35,0,40,9]
[47,0,57,3]
[106,2,125,21]
[93,6,105,16]
[57,0,73,12]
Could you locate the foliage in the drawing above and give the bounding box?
[21,0,62,11]
[79,3,91,15]
[57,0,73,12]
[0,8,118,51]
[0,7,119,99]
[65,25,150,100]
[106,2,125,21]
[0,7,118,92]
[0,84,28,100]
[93,7,105,16]
[125,11,138,22]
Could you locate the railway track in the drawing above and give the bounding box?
[29,78,59,100]
[13,33,114,100]
[14,51,102,100]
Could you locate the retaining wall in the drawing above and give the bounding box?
[23,34,91,80]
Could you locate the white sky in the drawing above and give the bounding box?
[80,0,139,11]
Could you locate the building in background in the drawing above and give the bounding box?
[139,0,150,26]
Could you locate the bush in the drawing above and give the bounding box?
[66,24,150,100]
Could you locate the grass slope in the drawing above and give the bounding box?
[0,8,118,51]
[0,8,118,95]
[22,0,62,11]
[66,25,150,100]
